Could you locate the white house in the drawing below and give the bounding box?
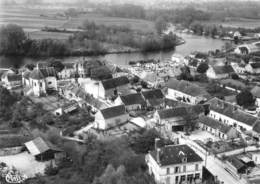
[58,63,76,79]
[166,79,210,105]
[231,62,246,74]
[245,63,260,74]
[206,65,234,79]
[94,105,129,130]
[199,115,240,140]
[146,142,203,184]
[250,151,260,165]
[1,71,22,89]
[234,41,260,55]
[207,97,258,131]
[114,93,146,111]
[24,66,57,96]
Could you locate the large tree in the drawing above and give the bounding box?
[236,90,255,107]
[0,24,26,55]
[0,86,18,120]
[197,62,209,74]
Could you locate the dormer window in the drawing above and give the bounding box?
[182,157,187,163]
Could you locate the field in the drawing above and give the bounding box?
[201,18,260,29]
[0,6,155,40]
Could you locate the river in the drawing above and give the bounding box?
[0,33,225,68]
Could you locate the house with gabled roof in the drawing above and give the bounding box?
[245,62,260,74]
[146,142,203,184]
[58,62,76,79]
[24,137,64,162]
[166,79,210,105]
[76,59,103,78]
[206,65,234,79]
[1,70,22,89]
[97,76,130,99]
[94,105,129,130]
[142,89,165,109]
[154,105,206,132]
[207,97,259,131]
[199,115,239,140]
[23,65,57,96]
[114,93,146,111]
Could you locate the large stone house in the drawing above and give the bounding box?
[166,79,210,104]
[94,105,129,130]
[206,65,234,79]
[207,97,259,131]
[142,89,165,109]
[114,93,146,111]
[199,115,240,140]
[146,142,203,184]
[23,66,57,96]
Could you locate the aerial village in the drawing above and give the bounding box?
[2,31,260,184]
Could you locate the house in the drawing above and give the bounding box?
[199,115,239,140]
[231,62,246,74]
[166,79,210,104]
[154,105,206,132]
[24,66,57,96]
[24,137,64,162]
[76,59,103,78]
[207,97,258,131]
[53,100,79,116]
[206,65,234,79]
[226,157,247,175]
[114,93,146,111]
[245,63,260,74]
[1,71,22,89]
[98,76,130,99]
[94,105,129,130]
[140,71,164,88]
[142,89,165,109]
[58,62,76,79]
[234,41,260,55]
[59,82,86,102]
[218,79,246,93]
[146,142,203,184]
[251,86,260,108]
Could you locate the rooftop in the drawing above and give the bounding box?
[142,89,164,100]
[101,76,129,90]
[100,105,127,119]
[120,93,146,106]
[150,144,203,166]
[211,65,234,75]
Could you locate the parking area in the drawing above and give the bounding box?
[0,152,49,178]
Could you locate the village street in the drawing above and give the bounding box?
[180,136,248,184]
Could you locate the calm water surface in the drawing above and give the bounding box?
[0,33,225,68]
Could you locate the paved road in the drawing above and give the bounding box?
[181,137,248,184]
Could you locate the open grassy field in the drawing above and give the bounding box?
[0,6,156,40]
[63,13,155,33]
[201,18,260,29]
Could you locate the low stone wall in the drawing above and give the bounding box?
[0,146,24,156]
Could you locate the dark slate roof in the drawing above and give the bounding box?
[120,93,146,106]
[100,105,127,119]
[90,66,113,80]
[101,76,129,90]
[23,71,31,79]
[30,67,56,80]
[142,89,164,100]
[150,144,203,166]
[208,97,258,126]
[251,86,260,98]
[250,63,260,69]
[7,73,22,81]
[166,79,210,98]
[211,65,234,74]
[199,115,231,134]
[157,105,205,120]
[227,157,245,170]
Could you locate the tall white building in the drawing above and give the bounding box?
[146,140,203,184]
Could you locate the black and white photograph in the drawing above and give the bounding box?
[1,0,260,183]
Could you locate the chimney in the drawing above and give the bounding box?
[155,138,160,150]
[156,148,161,163]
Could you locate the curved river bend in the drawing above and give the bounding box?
[0,33,225,68]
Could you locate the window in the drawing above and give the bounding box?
[183,165,186,172]
[180,175,186,182]
[175,167,179,173]
[166,168,170,174]
[48,81,52,85]
[195,173,200,179]
[175,176,179,183]
[40,82,42,87]
[187,174,193,182]
[195,164,199,171]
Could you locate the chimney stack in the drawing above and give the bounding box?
[155,138,160,150]
[156,148,161,163]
